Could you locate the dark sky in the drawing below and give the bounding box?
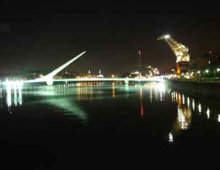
[0,0,220,75]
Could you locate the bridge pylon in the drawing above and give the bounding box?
[35,51,86,85]
[124,78,129,85]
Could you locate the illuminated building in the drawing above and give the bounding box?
[87,69,92,78]
[97,69,104,78]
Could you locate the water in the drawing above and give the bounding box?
[0,82,220,169]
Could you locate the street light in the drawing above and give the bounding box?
[215,68,220,79]
[204,69,209,79]
[214,68,220,79]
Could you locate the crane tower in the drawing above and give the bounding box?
[157,34,190,74]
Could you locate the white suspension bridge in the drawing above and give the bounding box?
[1,51,165,87]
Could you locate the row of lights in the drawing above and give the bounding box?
[197,68,220,74]
[178,68,220,79]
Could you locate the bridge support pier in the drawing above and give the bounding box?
[124,78,129,85]
[46,79,53,86]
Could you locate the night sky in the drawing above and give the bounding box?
[0,0,220,75]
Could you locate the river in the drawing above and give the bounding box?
[0,82,219,169]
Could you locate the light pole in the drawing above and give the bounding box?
[217,68,220,79]
[138,50,143,77]
[214,68,220,79]
[205,69,209,79]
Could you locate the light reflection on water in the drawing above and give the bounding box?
[168,90,220,143]
[6,84,11,107]
[169,91,193,143]
[5,84,22,108]
[169,132,174,143]
[44,98,88,122]
[1,82,220,142]
[139,86,144,118]
[112,82,116,98]
[1,82,165,118]
[0,87,2,99]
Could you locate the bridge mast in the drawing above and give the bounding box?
[157,34,190,74]
[35,51,86,85]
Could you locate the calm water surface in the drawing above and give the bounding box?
[0,82,220,168]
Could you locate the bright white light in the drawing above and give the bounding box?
[197,71,201,74]
[46,78,53,85]
[206,108,210,119]
[178,108,188,130]
[6,84,11,107]
[218,115,220,122]
[198,103,202,113]
[187,97,190,107]
[217,68,220,72]
[5,80,23,88]
[192,99,195,111]
[168,132,174,143]
[182,94,185,104]
[18,87,22,105]
[13,86,17,106]
[5,79,11,87]
[156,82,165,92]
[205,69,209,73]
[124,79,129,85]
[164,34,170,39]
